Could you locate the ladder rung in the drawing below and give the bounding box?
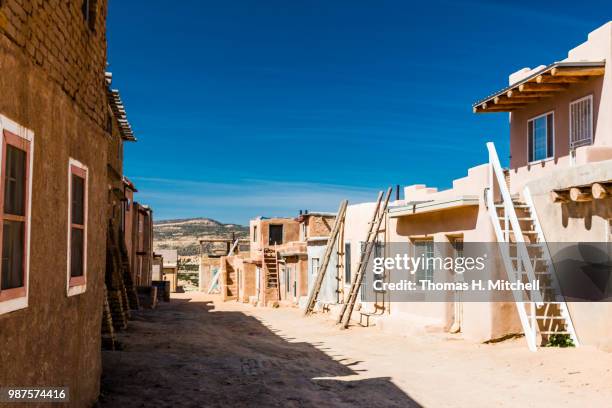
[540,331,569,334]
[529,316,566,320]
[503,230,538,234]
[499,217,533,221]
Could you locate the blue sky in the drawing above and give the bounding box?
[107,1,611,224]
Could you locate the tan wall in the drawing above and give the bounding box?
[250,218,300,255]
[305,215,335,237]
[526,159,612,350]
[507,22,612,193]
[510,77,604,169]
[0,1,109,405]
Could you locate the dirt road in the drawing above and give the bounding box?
[99,293,612,407]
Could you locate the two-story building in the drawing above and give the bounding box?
[0,1,110,405]
[346,22,612,352]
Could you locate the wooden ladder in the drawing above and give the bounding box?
[336,187,392,329]
[263,248,279,289]
[303,200,348,316]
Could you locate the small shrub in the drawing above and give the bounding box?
[545,334,575,348]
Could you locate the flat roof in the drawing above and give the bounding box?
[389,196,479,218]
[473,61,605,113]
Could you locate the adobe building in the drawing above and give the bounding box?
[471,21,612,351]
[337,22,612,352]
[129,202,154,287]
[0,1,110,405]
[156,248,178,292]
[103,72,139,336]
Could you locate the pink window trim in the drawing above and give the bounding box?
[0,130,30,302]
[68,164,87,288]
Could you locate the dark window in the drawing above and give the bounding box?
[70,228,84,277]
[72,174,85,225]
[1,144,27,290]
[269,225,283,245]
[4,145,26,216]
[70,171,86,278]
[344,242,351,284]
[1,220,24,289]
[82,0,97,30]
[253,226,258,242]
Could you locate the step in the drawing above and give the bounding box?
[503,230,538,235]
[499,217,533,221]
[529,316,566,320]
[540,331,569,335]
[495,204,530,209]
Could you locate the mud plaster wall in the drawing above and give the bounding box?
[0,1,109,406]
[306,215,335,237]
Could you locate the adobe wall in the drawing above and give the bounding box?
[527,159,612,350]
[0,1,109,406]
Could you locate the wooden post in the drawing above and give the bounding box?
[570,187,592,202]
[592,183,611,200]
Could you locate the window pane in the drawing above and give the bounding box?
[72,174,85,225]
[528,120,534,162]
[4,145,26,216]
[415,241,434,282]
[70,227,84,277]
[533,116,548,161]
[1,220,24,289]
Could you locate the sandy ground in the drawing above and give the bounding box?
[99,293,612,407]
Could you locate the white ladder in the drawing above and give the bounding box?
[486,142,578,351]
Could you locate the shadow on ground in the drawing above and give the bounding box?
[98,298,420,408]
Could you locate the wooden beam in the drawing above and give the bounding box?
[592,182,612,200]
[570,187,592,202]
[494,96,538,104]
[536,74,589,84]
[551,66,605,77]
[551,190,570,203]
[507,90,555,99]
[518,82,569,92]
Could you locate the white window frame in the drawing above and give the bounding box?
[0,114,34,315]
[527,111,555,164]
[569,94,594,149]
[66,158,89,297]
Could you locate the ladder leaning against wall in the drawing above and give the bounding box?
[486,142,579,351]
[337,187,392,329]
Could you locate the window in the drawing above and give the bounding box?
[528,112,554,162]
[269,224,283,245]
[414,240,434,282]
[67,159,88,296]
[0,122,33,314]
[344,242,351,284]
[570,95,593,149]
[312,258,319,276]
[253,225,258,242]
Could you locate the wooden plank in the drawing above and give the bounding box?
[551,67,605,77]
[536,74,589,84]
[518,82,569,92]
[494,96,538,104]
